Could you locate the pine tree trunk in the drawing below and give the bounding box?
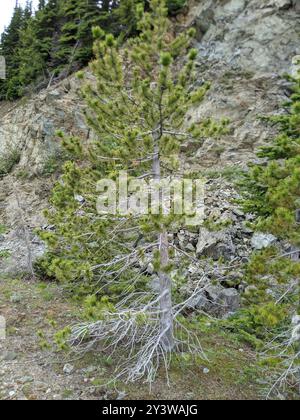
[152,138,175,352]
[158,230,175,351]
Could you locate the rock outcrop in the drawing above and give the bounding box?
[0,78,88,175]
[182,0,300,170]
[0,77,89,275]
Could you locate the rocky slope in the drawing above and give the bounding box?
[183,0,300,169]
[0,0,299,276]
[0,77,89,275]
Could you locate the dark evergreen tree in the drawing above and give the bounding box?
[24,1,33,21]
[33,0,62,71]
[17,14,47,94]
[38,0,46,10]
[166,0,186,15]
[111,0,141,39]
[14,0,62,94]
[55,0,104,71]
[0,4,24,99]
[112,0,186,40]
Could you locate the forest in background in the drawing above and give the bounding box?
[0,0,186,100]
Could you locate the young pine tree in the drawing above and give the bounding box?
[41,0,226,381]
[241,73,300,245]
[240,68,300,398]
[241,69,300,304]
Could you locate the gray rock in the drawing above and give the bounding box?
[196,228,236,261]
[3,352,18,361]
[0,232,46,277]
[82,366,98,374]
[205,285,224,302]
[63,364,74,375]
[185,243,196,252]
[10,294,21,304]
[292,315,300,325]
[291,315,300,342]
[251,232,277,250]
[232,209,245,218]
[274,0,293,9]
[149,276,160,293]
[146,263,154,275]
[189,285,240,317]
[41,119,55,137]
[116,391,127,400]
[74,194,85,204]
[185,292,209,310]
[213,242,236,261]
[196,228,221,256]
[241,225,254,235]
[193,8,215,41]
[45,89,61,104]
[19,376,34,384]
[218,288,240,313]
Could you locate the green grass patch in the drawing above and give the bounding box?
[0,149,21,176]
[0,224,7,234]
[0,250,11,259]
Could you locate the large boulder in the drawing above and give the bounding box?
[251,232,277,250]
[196,227,236,261]
[218,288,240,314]
[183,0,300,171]
[184,283,240,317]
[0,75,88,177]
[273,0,293,9]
